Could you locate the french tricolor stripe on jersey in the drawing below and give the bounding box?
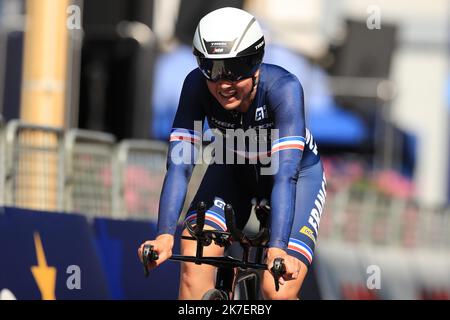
[169,128,201,144]
[287,238,313,264]
[271,136,305,154]
[185,210,227,231]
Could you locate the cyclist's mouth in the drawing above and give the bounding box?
[219,90,237,99]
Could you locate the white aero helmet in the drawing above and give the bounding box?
[193,7,265,82]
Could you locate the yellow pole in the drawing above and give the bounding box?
[18,0,70,210]
[20,0,70,126]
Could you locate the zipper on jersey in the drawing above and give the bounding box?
[239,113,245,161]
[238,111,258,183]
[231,111,247,164]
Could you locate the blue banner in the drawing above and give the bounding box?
[0,207,110,299]
[0,207,183,300]
[93,218,181,299]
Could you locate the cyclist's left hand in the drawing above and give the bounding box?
[266,247,302,285]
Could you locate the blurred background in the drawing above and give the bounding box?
[0,0,449,300]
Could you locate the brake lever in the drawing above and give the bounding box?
[270,257,286,292]
[142,244,159,277]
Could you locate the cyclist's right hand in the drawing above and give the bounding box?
[138,234,174,271]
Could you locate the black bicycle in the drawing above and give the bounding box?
[142,200,286,300]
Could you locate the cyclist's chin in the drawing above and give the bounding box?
[218,98,242,110]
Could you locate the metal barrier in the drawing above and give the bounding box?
[0,119,209,221]
[320,188,450,249]
[114,140,168,220]
[64,129,116,218]
[114,140,209,221]
[3,120,65,211]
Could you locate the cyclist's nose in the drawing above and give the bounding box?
[217,79,234,88]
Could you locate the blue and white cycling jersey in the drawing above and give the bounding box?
[157,63,326,267]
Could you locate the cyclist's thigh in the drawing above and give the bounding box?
[183,164,252,232]
[287,161,327,268]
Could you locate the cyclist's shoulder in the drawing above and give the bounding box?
[260,63,302,91]
[182,68,207,91]
[185,67,204,81]
[179,68,209,105]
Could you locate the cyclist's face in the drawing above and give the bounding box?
[206,70,259,111]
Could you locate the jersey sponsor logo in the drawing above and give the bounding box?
[205,40,236,55]
[255,40,265,51]
[255,105,268,121]
[211,42,228,46]
[308,173,327,236]
[305,128,318,155]
[214,198,226,210]
[210,117,236,130]
[300,226,316,244]
[248,122,274,130]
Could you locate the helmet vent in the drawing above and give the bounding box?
[234,17,256,53]
[197,24,207,53]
